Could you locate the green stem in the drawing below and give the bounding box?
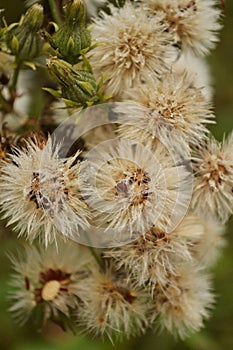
[88,246,103,267]
[9,60,21,94]
[48,0,62,24]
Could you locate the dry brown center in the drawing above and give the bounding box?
[115,167,151,205]
[136,229,170,254]
[101,280,137,305]
[202,156,228,190]
[28,171,69,216]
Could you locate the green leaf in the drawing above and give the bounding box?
[42,87,62,99]
[61,98,82,108]
[23,61,37,70]
[78,81,95,95]
[67,36,75,52]
[81,54,93,73]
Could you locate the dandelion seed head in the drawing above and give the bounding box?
[78,265,150,341]
[0,138,90,246]
[151,265,215,339]
[143,0,222,56]
[192,133,233,222]
[105,215,204,290]
[116,72,214,150]
[81,138,190,239]
[8,241,93,325]
[89,2,176,97]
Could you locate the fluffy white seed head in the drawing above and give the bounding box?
[192,132,233,223]
[0,138,90,247]
[105,215,204,291]
[8,241,94,326]
[78,264,151,341]
[80,138,191,245]
[142,0,222,56]
[116,72,214,151]
[151,265,215,339]
[89,2,177,97]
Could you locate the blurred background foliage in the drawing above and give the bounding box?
[0,1,232,349]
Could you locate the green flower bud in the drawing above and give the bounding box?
[49,0,91,65]
[46,56,97,106]
[5,4,44,61]
[23,3,44,30]
[65,0,86,26]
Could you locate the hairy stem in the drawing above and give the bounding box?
[9,60,21,94]
[48,0,62,24]
[88,246,104,267]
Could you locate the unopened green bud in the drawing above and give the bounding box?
[46,56,97,105]
[66,0,86,26]
[23,4,44,30]
[5,4,44,61]
[49,0,91,65]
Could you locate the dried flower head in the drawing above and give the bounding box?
[143,0,222,55]
[0,138,90,247]
[151,265,214,339]
[8,241,93,326]
[78,264,150,341]
[105,215,204,291]
[116,72,213,150]
[192,133,233,223]
[89,2,176,97]
[81,138,190,239]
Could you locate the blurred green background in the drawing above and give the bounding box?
[0,1,232,350]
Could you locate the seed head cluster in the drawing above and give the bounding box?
[0,0,230,344]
